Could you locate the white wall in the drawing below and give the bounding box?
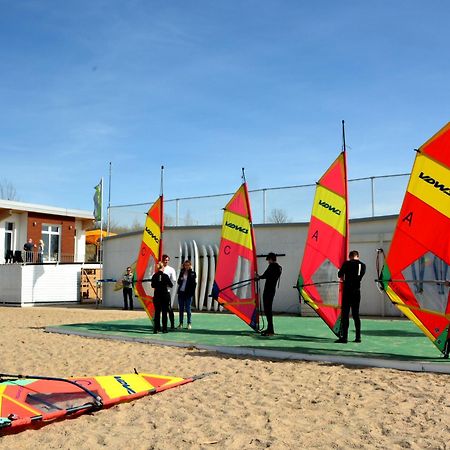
[75,219,87,262]
[0,264,81,306]
[103,215,399,316]
[0,264,22,304]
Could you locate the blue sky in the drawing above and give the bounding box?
[1,0,449,215]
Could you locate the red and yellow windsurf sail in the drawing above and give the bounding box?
[134,196,164,322]
[380,123,450,356]
[297,151,349,336]
[0,371,206,434]
[212,183,259,330]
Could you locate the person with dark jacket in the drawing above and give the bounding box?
[336,250,366,343]
[258,252,282,336]
[23,238,35,263]
[177,260,197,329]
[151,262,173,333]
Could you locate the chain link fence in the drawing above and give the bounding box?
[108,173,409,230]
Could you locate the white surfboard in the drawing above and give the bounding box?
[192,240,200,308]
[188,240,194,261]
[206,244,216,311]
[198,244,208,311]
[186,240,194,307]
[170,241,182,308]
[213,244,223,311]
[183,241,188,264]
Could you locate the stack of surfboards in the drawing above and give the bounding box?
[172,240,220,312]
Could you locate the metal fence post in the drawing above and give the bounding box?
[371,177,375,217]
[262,189,267,224]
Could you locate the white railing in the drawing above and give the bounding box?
[3,251,76,264]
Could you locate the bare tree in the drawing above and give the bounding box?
[0,179,18,200]
[183,210,198,226]
[268,208,290,223]
[164,214,175,226]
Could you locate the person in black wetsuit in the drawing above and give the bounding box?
[336,250,366,343]
[151,262,173,334]
[258,252,282,336]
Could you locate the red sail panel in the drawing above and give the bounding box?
[212,183,259,330]
[297,152,349,336]
[383,123,450,354]
[134,196,164,322]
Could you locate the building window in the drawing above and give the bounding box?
[42,224,60,261]
[4,222,14,262]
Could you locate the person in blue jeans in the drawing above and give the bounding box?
[177,260,197,329]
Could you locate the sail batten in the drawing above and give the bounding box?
[381,123,450,356]
[212,183,259,330]
[297,151,349,336]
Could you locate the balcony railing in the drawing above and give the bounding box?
[3,251,76,264]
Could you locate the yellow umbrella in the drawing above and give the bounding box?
[85,229,117,246]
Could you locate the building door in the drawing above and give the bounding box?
[42,224,60,261]
[4,222,14,261]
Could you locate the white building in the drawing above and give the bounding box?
[0,199,94,306]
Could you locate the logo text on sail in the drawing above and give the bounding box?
[418,172,450,196]
[145,227,160,243]
[318,200,341,216]
[225,221,249,234]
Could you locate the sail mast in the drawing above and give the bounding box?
[296,124,349,336]
[212,171,260,330]
[342,120,349,258]
[134,165,165,323]
[241,168,259,278]
[160,165,164,260]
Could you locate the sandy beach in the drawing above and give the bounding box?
[0,306,448,450]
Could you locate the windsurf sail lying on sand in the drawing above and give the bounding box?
[378,123,450,357]
[212,180,260,330]
[0,371,208,434]
[134,195,164,322]
[297,148,349,336]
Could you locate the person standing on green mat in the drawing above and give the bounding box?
[258,252,282,336]
[336,250,366,344]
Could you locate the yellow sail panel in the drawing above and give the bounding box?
[222,210,253,250]
[407,152,450,219]
[311,185,346,236]
[142,215,161,256]
[95,374,154,398]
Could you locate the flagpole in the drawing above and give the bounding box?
[107,162,112,235]
[160,165,164,259]
[99,177,104,262]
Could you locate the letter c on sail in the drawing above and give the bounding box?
[224,245,231,255]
